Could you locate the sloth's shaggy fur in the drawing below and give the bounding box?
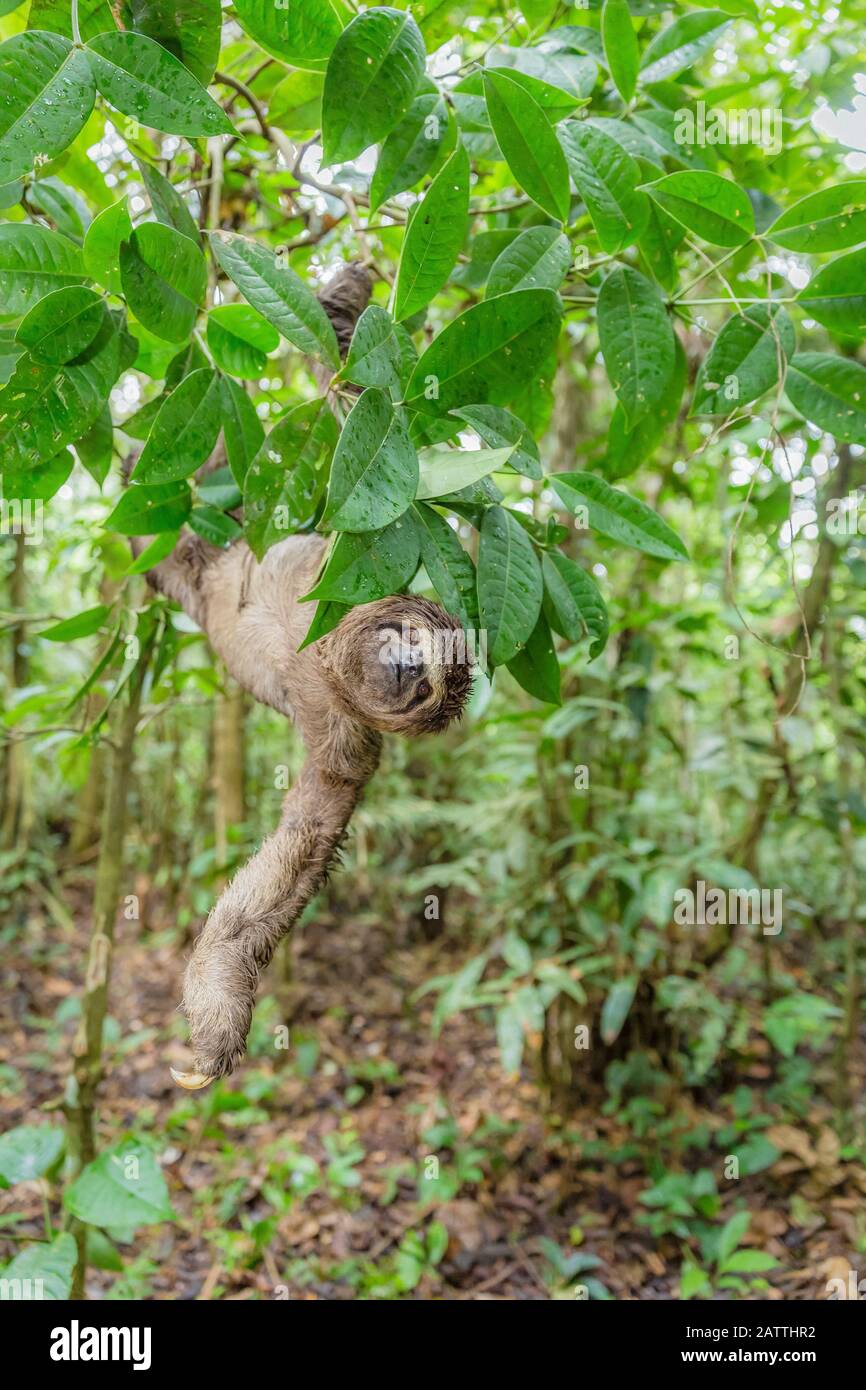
[137,266,473,1079]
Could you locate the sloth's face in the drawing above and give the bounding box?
[324,597,474,734]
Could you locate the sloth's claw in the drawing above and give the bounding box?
[170,1066,215,1090]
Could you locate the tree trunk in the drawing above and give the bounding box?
[65,632,154,1299]
[1,533,33,851]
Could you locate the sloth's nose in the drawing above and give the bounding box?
[390,644,424,686]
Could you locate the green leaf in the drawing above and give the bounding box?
[342,304,414,399]
[40,604,111,640]
[797,249,866,337]
[721,1249,779,1274]
[105,479,191,534]
[120,222,207,343]
[298,598,349,651]
[492,46,598,100]
[133,368,222,482]
[552,472,688,562]
[189,504,242,546]
[507,610,561,704]
[717,1210,751,1264]
[483,68,571,221]
[124,528,179,573]
[1,447,73,499]
[450,404,541,479]
[602,0,638,103]
[601,975,638,1043]
[495,1003,524,1074]
[639,9,731,83]
[75,402,113,486]
[63,1139,175,1227]
[0,1124,64,1182]
[221,374,264,488]
[413,501,478,628]
[597,265,675,424]
[416,444,515,498]
[244,397,337,558]
[207,303,279,378]
[323,387,418,532]
[322,6,426,166]
[486,226,571,297]
[0,315,131,470]
[642,171,754,247]
[542,550,609,657]
[16,286,105,365]
[766,182,866,253]
[268,69,323,133]
[486,67,583,124]
[136,157,199,242]
[559,119,648,253]
[0,223,84,317]
[785,352,866,445]
[0,1233,76,1300]
[83,198,132,294]
[209,231,340,368]
[0,31,94,182]
[604,335,686,479]
[370,91,450,212]
[234,0,348,71]
[120,0,222,85]
[85,31,232,137]
[692,304,795,416]
[477,504,542,666]
[405,288,562,416]
[393,142,469,321]
[303,513,420,604]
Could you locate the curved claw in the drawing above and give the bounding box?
[170,1066,215,1090]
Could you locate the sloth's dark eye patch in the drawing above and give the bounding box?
[416,679,431,699]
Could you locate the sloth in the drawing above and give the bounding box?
[134,267,474,1088]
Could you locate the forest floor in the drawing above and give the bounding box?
[3,894,866,1301]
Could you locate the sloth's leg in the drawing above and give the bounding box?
[173,728,381,1086]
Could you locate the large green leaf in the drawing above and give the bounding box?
[85,31,232,136]
[542,550,609,657]
[559,119,648,253]
[207,304,279,378]
[27,0,114,42]
[413,500,479,628]
[209,232,340,368]
[785,352,866,445]
[602,0,638,102]
[483,68,571,221]
[0,1124,64,1182]
[323,387,418,531]
[233,0,349,71]
[321,6,426,166]
[0,223,84,317]
[416,444,515,498]
[604,335,686,479]
[0,1233,76,1300]
[393,143,469,321]
[136,157,199,242]
[244,397,337,558]
[692,304,794,416]
[40,604,112,640]
[105,478,192,533]
[268,69,323,134]
[370,90,450,212]
[0,31,94,182]
[766,183,866,253]
[492,45,598,100]
[342,304,414,400]
[797,249,866,337]
[507,610,561,704]
[64,1139,175,1227]
[450,404,541,479]
[221,374,264,488]
[120,223,206,343]
[303,513,421,604]
[405,288,562,416]
[639,9,730,83]
[0,316,131,469]
[120,0,222,84]
[597,265,675,424]
[643,171,754,247]
[16,286,105,365]
[477,504,542,666]
[552,471,688,561]
[83,197,132,293]
[189,503,241,546]
[133,368,223,482]
[486,226,571,297]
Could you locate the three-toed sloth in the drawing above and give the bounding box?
[135,267,473,1087]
